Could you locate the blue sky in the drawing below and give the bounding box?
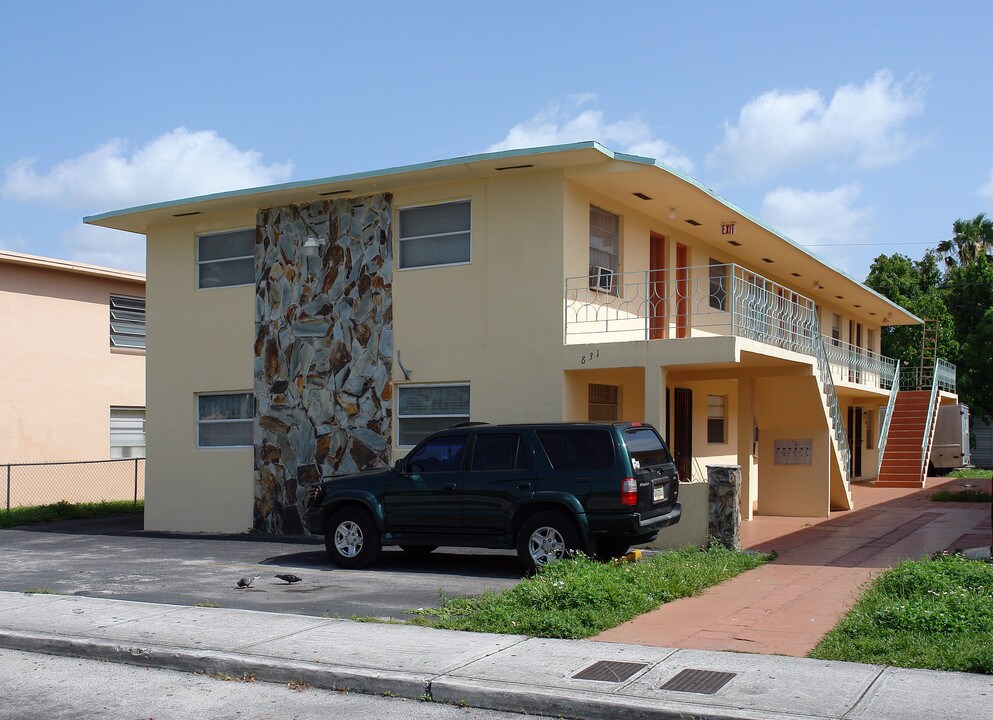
[2,1,991,281]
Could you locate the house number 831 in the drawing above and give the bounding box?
[580,349,600,364]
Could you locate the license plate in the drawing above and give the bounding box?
[653,486,666,502]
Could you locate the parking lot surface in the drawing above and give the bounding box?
[0,515,522,619]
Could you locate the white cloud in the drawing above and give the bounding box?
[760,184,872,271]
[65,223,146,273]
[709,70,927,183]
[487,96,694,173]
[2,127,294,210]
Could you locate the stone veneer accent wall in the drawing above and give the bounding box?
[254,194,393,533]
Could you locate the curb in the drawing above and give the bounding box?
[0,629,834,720]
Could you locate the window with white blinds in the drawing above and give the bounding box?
[197,393,253,448]
[110,295,146,349]
[397,384,470,447]
[589,206,620,279]
[110,407,146,458]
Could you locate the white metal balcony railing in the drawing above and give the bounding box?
[565,263,855,480]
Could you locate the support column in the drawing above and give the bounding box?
[645,365,667,436]
[708,464,741,550]
[737,377,754,521]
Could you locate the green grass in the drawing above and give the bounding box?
[810,554,993,673]
[931,488,992,502]
[407,546,770,639]
[0,500,143,529]
[946,468,993,479]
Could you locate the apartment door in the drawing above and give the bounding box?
[847,406,863,477]
[649,233,667,339]
[675,243,689,338]
[848,321,863,383]
[673,388,693,481]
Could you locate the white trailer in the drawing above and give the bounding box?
[931,404,971,471]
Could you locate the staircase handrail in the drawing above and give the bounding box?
[809,310,852,483]
[920,362,941,480]
[876,359,901,477]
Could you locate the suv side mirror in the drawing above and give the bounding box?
[393,458,408,475]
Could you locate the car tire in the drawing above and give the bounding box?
[325,507,381,569]
[516,511,581,574]
[399,545,438,557]
[594,543,630,562]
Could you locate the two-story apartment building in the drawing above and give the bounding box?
[85,142,948,535]
[0,251,146,465]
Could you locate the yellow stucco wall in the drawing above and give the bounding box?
[0,260,145,464]
[144,211,255,532]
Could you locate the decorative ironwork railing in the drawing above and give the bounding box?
[565,263,852,483]
[821,335,899,391]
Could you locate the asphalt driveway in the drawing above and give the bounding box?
[0,515,523,619]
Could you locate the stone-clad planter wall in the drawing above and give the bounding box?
[254,194,393,533]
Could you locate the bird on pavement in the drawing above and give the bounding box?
[276,574,302,584]
[237,575,261,588]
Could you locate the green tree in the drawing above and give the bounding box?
[936,213,993,269]
[944,257,993,419]
[865,252,957,372]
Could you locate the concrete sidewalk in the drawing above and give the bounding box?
[2,591,990,720]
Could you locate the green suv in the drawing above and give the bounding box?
[304,421,681,573]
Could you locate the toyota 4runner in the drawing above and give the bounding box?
[304,421,681,573]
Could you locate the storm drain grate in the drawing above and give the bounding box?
[660,668,736,694]
[572,660,648,683]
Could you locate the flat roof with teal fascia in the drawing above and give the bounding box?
[83,141,920,324]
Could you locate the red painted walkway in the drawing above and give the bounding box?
[595,476,992,656]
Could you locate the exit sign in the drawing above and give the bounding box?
[721,223,736,235]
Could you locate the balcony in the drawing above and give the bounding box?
[565,263,899,391]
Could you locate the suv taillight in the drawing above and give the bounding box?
[620,477,638,506]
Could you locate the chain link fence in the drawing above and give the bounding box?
[2,458,144,510]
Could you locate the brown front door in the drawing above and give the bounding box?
[649,233,667,339]
[675,243,689,338]
[673,387,693,481]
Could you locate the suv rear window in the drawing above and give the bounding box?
[624,427,673,467]
[536,429,614,470]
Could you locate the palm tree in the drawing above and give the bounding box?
[937,213,993,268]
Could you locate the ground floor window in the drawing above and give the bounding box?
[397,384,470,447]
[707,395,726,444]
[197,393,253,448]
[110,407,146,458]
[588,384,619,421]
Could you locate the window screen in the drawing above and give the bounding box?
[397,384,470,447]
[198,393,253,447]
[398,201,471,268]
[589,206,620,279]
[198,229,255,288]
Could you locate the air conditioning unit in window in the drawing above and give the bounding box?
[589,265,614,293]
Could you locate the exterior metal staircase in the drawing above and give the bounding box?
[875,390,940,487]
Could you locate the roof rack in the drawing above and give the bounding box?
[447,421,489,428]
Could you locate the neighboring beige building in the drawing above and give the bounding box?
[0,251,146,465]
[85,142,955,534]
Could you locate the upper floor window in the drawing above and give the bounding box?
[198,229,255,289]
[110,294,146,350]
[398,200,471,269]
[709,260,728,311]
[831,314,842,346]
[589,206,620,293]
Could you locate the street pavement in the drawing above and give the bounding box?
[1,590,990,720]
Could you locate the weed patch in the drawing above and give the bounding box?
[0,500,143,529]
[931,488,991,503]
[810,554,993,673]
[407,546,769,639]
